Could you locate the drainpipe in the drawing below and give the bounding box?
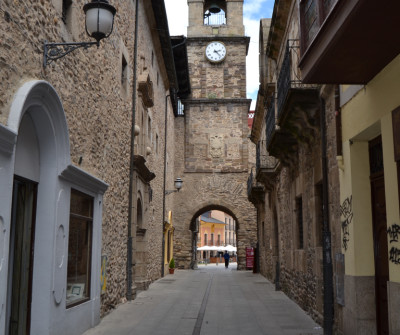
[320,97,334,335]
[162,93,171,277]
[126,0,139,301]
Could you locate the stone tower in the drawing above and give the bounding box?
[173,0,257,270]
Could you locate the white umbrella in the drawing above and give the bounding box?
[224,245,237,252]
[197,245,219,251]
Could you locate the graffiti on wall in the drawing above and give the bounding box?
[389,247,400,265]
[388,223,400,265]
[340,196,353,251]
[387,224,400,243]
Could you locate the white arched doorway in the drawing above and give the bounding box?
[0,81,108,335]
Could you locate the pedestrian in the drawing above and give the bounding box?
[224,250,230,268]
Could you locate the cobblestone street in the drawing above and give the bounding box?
[83,264,323,335]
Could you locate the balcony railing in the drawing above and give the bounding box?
[301,0,338,52]
[265,96,275,147]
[204,10,226,26]
[277,40,309,120]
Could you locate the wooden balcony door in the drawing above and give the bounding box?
[369,136,389,335]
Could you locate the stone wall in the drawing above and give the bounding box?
[173,97,257,270]
[0,0,174,317]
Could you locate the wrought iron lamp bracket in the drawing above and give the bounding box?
[43,40,99,68]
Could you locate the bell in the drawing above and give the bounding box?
[208,3,221,14]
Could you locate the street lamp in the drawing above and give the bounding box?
[43,0,117,67]
[165,178,183,195]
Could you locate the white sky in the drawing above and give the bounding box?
[164,0,274,110]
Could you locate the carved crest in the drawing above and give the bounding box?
[210,134,223,158]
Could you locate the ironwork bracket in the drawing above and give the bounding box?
[43,40,99,68]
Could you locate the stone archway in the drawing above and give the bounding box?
[173,185,257,271]
[188,205,239,269]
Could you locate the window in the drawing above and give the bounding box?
[217,234,221,246]
[211,233,214,246]
[121,54,128,88]
[62,0,73,25]
[66,189,93,307]
[156,134,159,154]
[148,116,152,143]
[296,197,304,249]
[225,231,227,245]
[204,233,208,246]
[137,198,143,229]
[315,183,323,247]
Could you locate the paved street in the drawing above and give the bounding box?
[84,263,323,335]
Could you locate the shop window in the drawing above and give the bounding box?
[66,189,93,307]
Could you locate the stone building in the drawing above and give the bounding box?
[252,0,400,334]
[248,0,342,332]
[173,0,257,271]
[0,0,189,334]
[298,1,400,334]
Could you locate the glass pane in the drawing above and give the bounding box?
[70,190,93,218]
[66,191,93,307]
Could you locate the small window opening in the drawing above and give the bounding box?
[62,0,73,25]
[121,55,128,87]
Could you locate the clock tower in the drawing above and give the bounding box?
[173,0,256,270]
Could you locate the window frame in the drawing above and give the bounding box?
[66,189,94,309]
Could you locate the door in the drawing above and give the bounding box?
[7,177,37,335]
[369,136,389,335]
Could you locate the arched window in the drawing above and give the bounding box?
[137,198,143,229]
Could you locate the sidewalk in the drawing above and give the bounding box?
[83,263,323,335]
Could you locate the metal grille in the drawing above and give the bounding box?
[204,11,226,25]
[277,40,314,120]
[177,100,185,116]
[265,95,275,147]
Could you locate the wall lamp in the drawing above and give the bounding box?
[165,178,183,195]
[43,0,117,68]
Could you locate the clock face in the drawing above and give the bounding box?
[205,41,227,63]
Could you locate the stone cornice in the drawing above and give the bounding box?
[60,165,109,195]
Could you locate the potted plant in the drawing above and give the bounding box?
[168,258,175,274]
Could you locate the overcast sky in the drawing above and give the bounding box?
[164,0,274,110]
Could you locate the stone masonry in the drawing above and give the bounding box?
[172,0,257,271]
[0,0,177,319]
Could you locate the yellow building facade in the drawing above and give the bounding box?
[339,54,400,334]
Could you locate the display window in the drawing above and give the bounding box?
[66,189,93,307]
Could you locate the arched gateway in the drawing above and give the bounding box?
[171,0,257,270]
